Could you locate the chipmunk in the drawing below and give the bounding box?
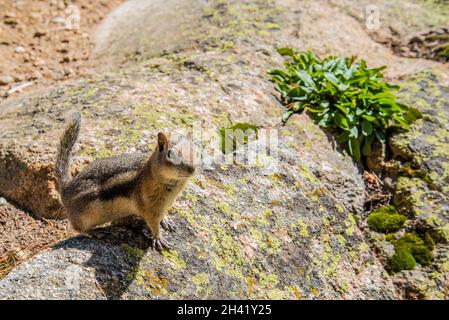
[55,112,197,250]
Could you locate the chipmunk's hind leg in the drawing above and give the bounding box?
[67,213,92,234]
[66,202,110,234]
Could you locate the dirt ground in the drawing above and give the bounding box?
[0,0,124,100]
[0,199,74,278]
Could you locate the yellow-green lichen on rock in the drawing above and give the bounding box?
[391,71,449,244]
[380,69,449,299]
[0,136,399,299]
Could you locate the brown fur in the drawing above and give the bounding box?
[56,113,197,246]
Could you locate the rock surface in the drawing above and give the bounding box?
[0,139,399,299]
[0,0,370,220]
[93,0,203,68]
[333,0,449,60]
[389,71,449,299]
[391,71,449,241]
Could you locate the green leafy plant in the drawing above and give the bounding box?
[219,122,258,154]
[269,49,420,162]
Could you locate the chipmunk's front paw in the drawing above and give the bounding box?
[161,217,176,232]
[151,237,172,251]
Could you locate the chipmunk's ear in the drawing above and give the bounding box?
[158,132,168,152]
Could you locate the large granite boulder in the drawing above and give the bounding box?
[0,0,368,219]
[0,139,398,299]
[0,0,447,299]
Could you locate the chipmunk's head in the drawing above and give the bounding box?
[155,132,198,180]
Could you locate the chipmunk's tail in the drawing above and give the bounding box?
[56,112,81,191]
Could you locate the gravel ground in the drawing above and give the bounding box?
[0,0,123,100]
[0,198,74,279]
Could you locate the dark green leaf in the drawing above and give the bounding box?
[292,102,302,112]
[324,72,340,85]
[337,131,350,143]
[292,95,309,101]
[269,68,287,78]
[307,107,325,113]
[348,138,361,163]
[320,100,330,108]
[334,112,349,129]
[392,115,410,130]
[362,134,374,156]
[296,70,316,89]
[362,114,376,122]
[282,111,294,123]
[361,120,373,136]
[404,107,423,123]
[349,126,359,138]
[318,112,331,127]
[277,48,295,56]
[375,131,386,143]
[335,104,349,115]
[372,92,397,100]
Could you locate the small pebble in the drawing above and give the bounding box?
[51,17,66,24]
[0,74,14,85]
[15,46,26,53]
[34,29,47,38]
[4,12,17,18]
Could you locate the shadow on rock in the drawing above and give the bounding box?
[52,217,152,299]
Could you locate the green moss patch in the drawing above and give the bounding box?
[388,249,416,273]
[436,43,449,58]
[367,205,406,233]
[388,232,434,273]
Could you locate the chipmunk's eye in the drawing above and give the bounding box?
[167,149,174,159]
